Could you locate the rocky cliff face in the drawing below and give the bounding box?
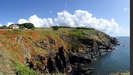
[0,29,119,75]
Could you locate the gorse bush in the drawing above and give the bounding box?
[51,26,59,30]
[75,27,95,30]
[57,26,71,28]
[13,62,42,75]
[51,26,72,30]
[50,26,95,30]
[20,23,35,29]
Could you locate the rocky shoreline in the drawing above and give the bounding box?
[25,36,119,75]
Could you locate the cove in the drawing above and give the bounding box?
[85,37,130,75]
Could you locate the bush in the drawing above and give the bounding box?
[51,26,59,30]
[13,62,42,75]
[19,26,25,29]
[57,26,71,28]
[75,27,95,30]
[69,29,85,38]
[20,23,35,29]
[51,26,72,30]
[31,28,35,30]
[13,62,65,75]
[0,25,8,29]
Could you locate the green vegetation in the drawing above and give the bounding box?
[111,72,130,75]
[75,27,95,30]
[51,26,59,30]
[50,26,95,30]
[51,26,71,29]
[35,26,111,43]
[51,26,74,30]
[0,23,35,29]
[19,26,25,29]
[0,25,8,29]
[69,29,85,38]
[0,26,114,75]
[56,26,71,28]
[13,62,42,75]
[13,62,66,75]
[20,23,35,29]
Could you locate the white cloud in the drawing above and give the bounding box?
[43,18,53,27]
[110,27,129,36]
[18,19,29,24]
[123,8,128,11]
[54,10,119,33]
[7,22,14,26]
[0,24,2,27]
[18,15,53,27]
[28,15,44,27]
[17,10,119,33]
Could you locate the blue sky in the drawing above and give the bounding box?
[0,0,130,36]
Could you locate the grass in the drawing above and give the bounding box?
[0,28,113,56]
[13,62,66,75]
[69,29,85,38]
[111,72,130,75]
[13,62,42,75]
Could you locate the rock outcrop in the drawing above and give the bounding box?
[25,35,119,75]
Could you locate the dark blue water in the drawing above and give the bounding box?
[86,37,130,75]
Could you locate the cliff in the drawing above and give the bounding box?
[0,28,119,75]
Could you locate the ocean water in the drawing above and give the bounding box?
[86,37,130,75]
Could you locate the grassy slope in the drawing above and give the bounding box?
[111,72,130,75]
[0,28,113,74]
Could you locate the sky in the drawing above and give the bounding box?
[0,0,130,36]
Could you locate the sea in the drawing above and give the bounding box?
[85,37,130,75]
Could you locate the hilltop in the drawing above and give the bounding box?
[0,27,118,75]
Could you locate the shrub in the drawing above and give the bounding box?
[0,25,8,29]
[69,29,85,38]
[51,26,72,30]
[75,27,95,30]
[57,26,71,28]
[19,26,25,29]
[20,23,35,29]
[13,62,42,75]
[51,26,59,30]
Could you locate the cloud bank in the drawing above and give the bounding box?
[17,10,119,33]
[7,22,14,26]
